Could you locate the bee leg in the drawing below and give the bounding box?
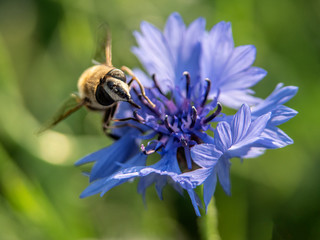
[102,104,119,140]
[121,66,156,108]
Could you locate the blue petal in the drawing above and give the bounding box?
[109,149,209,209]
[229,125,293,158]
[133,12,207,96]
[168,177,184,196]
[164,12,186,64]
[200,22,267,108]
[116,152,148,168]
[75,146,109,166]
[231,112,271,150]
[132,23,174,93]
[218,89,262,109]
[79,178,109,198]
[80,153,147,198]
[203,171,217,211]
[110,149,203,206]
[252,84,298,117]
[193,131,215,144]
[163,13,206,90]
[201,21,234,83]
[99,178,128,197]
[80,177,128,198]
[215,122,233,151]
[179,16,205,86]
[269,105,298,125]
[222,45,257,81]
[132,68,154,88]
[258,126,294,148]
[137,174,156,202]
[187,190,201,216]
[241,147,266,158]
[219,67,267,90]
[138,173,182,201]
[245,113,271,141]
[89,129,140,182]
[139,22,172,69]
[155,175,167,200]
[113,149,180,180]
[231,104,251,144]
[216,156,231,195]
[177,167,215,189]
[190,144,222,168]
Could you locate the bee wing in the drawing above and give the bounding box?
[37,93,85,134]
[92,23,112,66]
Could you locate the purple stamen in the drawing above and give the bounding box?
[203,102,222,124]
[133,110,145,123]
[141,141,164,155]
[181,139,192,169]
[183,71,191,99]
[190,106,197,129]
[164,115,174,133]
[133,88,162,117]
[201,78,211,108]
[152,74,165,96]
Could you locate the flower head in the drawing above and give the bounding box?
[76,13,298,216]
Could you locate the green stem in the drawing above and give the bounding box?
[199,197,221,240]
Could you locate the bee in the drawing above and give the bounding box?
[38,27,155,135]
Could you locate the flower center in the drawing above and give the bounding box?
[113,72,222,169]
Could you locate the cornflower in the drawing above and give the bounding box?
[76,13,297,216]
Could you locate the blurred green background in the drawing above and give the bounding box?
[0,0,319,239]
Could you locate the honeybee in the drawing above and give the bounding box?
[38,27,155,135]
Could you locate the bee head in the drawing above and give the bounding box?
[95,68,140,108]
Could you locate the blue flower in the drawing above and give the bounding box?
[76,73,222,215]
[76,13,298,216]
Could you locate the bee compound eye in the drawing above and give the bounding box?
[107,81,115,89]
[107,69,126,82]
[95,84,115,106]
